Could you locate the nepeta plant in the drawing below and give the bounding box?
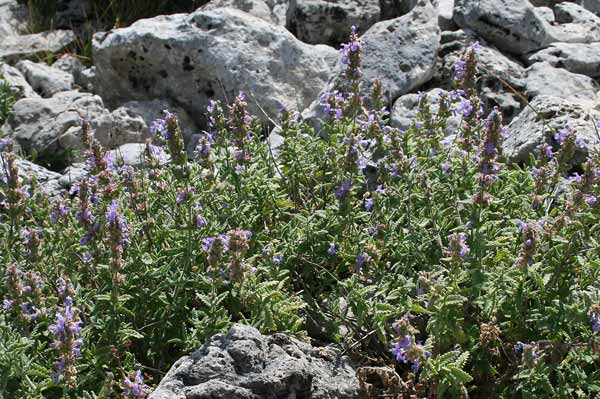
[0,27,599,399]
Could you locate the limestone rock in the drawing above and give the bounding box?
[527,42,600,78]
[0,63,40,100]
[550,2,600,43]
[202,0,281,25]
[453,0,554,55]
[0,30,76,63]
[92,8,335,127]
[16,60,74,97]
[3,91,150,169]
[524,62,599,102]
[286,0,381,46]
[148,324,359,399]
[503,95,600,166]
[0,0,28,38]
[301,0,440,126]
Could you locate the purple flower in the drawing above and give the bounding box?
[334,179,352,200]
[272,255,283,264]
[123,370,149,398]
[592,313,600,333]
[202,237,216,251]
[175,191,187,205]
[442,161,451,175]
[453,59,467,80]
[375,185,386,195]
[365,198,374,212]
[82,252,92,263]
[3,299,13,310]
[586,195,597,206]
[355,252,367,272]
[196,215,206,227]
[327,243,336,255]
[514,341,524,351]
[106,200,118,223]
[455,98,473,117]
[391,341,407,363]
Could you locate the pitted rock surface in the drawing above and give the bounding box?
[148,324,359,399]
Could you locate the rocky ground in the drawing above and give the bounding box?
[1,0,600,396]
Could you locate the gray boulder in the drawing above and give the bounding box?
[357,0,439,102]
[453,0,554,55]
[391,88,461,135]
[527,42,600,78]
[0,30,76,63]
[2,90,150,169]
[301,0,440,126]
[286,0,381,46]
[92,8,335,127]
[437,0,455,30]
[202,0,286,25]
[503,95,600,166]
[16,60,74,97]
[524,62,599,102]
[0,63,39,100]
[115,99,199,143]
[149,324,358,399]
[52,54,86,83]
[0,0,28,38]
[550,2,600,44]
[10,158,63,195]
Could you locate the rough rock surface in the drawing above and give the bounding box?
[0,30,76,63]
[503,95,600,166]
[0,0,28,38]
[391,88,460,135]
[0,63,40,100]
[52,54,86,84]
[202,0,286,25]
[551,2,600,44]
[524,62,599,102]
[16,60,74,97]
[116,99,199,143]
[3,91,150,169]
[454,0,554,55]
[527,42,600,78]
[356,0,439,102]
[8,158,63,195]
[149,324,359,399]
[286,0,381,46]
[92,8,336,127]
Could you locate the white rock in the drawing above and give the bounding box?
[3,90,150,168]
[92,8,335,126]
[16,60,74,97]
[0,63,39,100]
[524,62,599,102]
[286,0,381,46]
[0,30,76,63]
[503,95,600,166]
[527,42,600,78]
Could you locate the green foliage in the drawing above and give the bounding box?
[0,76,15,126]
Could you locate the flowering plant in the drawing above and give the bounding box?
[1,29,600,398]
